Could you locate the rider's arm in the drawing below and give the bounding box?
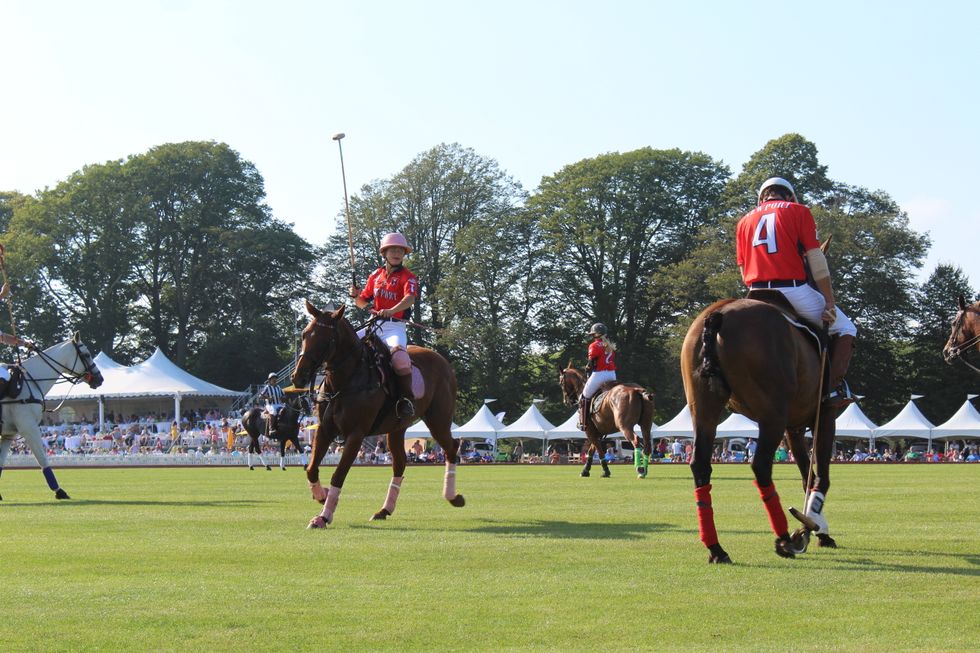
[0,332,31,348]
[376,294,415,319]
[805,247,837,322]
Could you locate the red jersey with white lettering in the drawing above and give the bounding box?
[736,200,820,285]
[588,339,616,371]
[359,266,418,319]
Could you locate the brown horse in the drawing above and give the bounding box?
[558,363,655,478]
[680,295,839,563]
[292,301,464,528]
[943,295,980,373]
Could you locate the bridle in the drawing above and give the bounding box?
[945,307,980,373]
[296,316,368,389]
[14,339,102,407]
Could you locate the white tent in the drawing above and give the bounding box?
[656,404,694,438]
[874,399,935,446]
[498,404,553,441]
[405,420,460,439]
[454,405,505,441]
[835,403,878,440]
[716,412,759,439]
[544,411,588,441]
[931,399,980,440]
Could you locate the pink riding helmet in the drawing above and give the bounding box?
[379,232,412,254]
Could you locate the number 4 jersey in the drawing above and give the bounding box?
[736,200,820,285]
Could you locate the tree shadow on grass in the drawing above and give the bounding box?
[349,518,683,541]
[1,498,273,508]
[734,546,980,577]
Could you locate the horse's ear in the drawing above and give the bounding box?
[820,235,833,253]
[566,359,573,370]
[305,299,321,318]
[72,331,80,344]
[331,304,346,320]
[959,294,967,310]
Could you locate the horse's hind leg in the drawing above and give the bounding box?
[806,407,838,547]
[0,435,11,500]
[750,419,795,559]
[689,399,730,564]
[372,432,407,521]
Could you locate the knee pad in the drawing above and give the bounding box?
[390,347,412,375]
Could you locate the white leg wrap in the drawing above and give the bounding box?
[382,476,404,513]
[443,463,457,500]
[320,485,342,524]
[805,490,829,534]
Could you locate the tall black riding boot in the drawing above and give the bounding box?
[577,396,590,431]
[824,334,856,407]
[395,373,415,420]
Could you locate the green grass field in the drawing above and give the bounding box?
[1,463,977,652]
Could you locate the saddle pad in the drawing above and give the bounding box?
[590,391,607,414]
[411,365,425,399]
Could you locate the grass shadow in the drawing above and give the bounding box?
[1,498,273,508]
[347,517,682,540]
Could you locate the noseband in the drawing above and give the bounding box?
[946,308,980,372]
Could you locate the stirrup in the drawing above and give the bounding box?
[396,398,415,419]
[823,380,854,407]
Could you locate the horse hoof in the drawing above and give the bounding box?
[249,466,254,471]
[449,494,465,508]
[580,471,590,477]
[816,533,838,548]
[708,553,732,564]
[790,528,811,555]
[307,515,330,529]
[55,489,70,500]
[371,509,391,521]
[774,536,796,559]
[601,471,611,478]
[265,466,271,471]
[281,467,287,471]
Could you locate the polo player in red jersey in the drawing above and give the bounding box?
[736,176,857,408]
[349,232,419,419]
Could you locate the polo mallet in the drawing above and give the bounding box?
[0,243,17,338]
[332,133,358,290]
[789,325,830,534]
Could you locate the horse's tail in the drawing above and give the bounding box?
[697,311,729,391]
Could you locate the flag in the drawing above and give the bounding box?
[911,394,925,400]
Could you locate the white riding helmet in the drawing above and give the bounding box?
[758,177,798,203]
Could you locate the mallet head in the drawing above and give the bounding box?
[332,132,345,141]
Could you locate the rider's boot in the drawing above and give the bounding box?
[395,373,415,420]
[823,334,856,408]
[577,396,590,431]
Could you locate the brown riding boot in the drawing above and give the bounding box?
[395,373,415,419]
[577,396,589,431]
[824,334,856,408]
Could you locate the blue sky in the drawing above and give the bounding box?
[2,1,978,287]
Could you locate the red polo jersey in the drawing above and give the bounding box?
[588,339,616,371]
[736,200,820,285]
[359,266,418,319]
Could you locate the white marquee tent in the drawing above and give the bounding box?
[835,403,878,440]
[655,404,694,438]
[873,399,935,446]
[498,403,554,441]
[454,404,506,441]
[716,412,759,439]
[931,398,980,440]
[544,411,588,441]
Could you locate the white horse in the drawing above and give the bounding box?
[0,333,103,500]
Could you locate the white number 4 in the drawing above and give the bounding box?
[752,212,777,253]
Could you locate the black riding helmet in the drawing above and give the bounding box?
[589,323,607,337]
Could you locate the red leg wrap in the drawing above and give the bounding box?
[754,480,789,536]
[694,484,719,547]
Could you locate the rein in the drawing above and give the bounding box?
[2,341,96,409]
[946,308,980,372]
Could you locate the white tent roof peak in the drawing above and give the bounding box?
[835,403,878,438]
[873,400,935,440]
[499,404,555,440]
[454,405,506,440]
[931,399,980,439]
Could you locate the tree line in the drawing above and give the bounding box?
[1,135,976,426]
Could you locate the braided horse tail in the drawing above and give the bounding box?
[697,311,729,392]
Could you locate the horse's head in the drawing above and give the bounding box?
[72,333,105,389]
[943,295,980,365]
[558,360,584,406]
[292,300,357,389]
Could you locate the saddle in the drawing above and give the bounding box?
[745,289,828,352]
[589,381,622,413]
[3,365,24,398]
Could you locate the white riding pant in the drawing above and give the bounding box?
[357,320,408,349]
[583,370,616,398]
[776,285,857,337]
[264,402,283,416]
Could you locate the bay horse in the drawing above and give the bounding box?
[292,301,464,528]
[942,295,980,373]
[240,392,310,471]
[558,363,655,478]
[0,333,104,500]
[681,296,838,563]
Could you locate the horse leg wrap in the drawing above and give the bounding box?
[804,490,829,534]
[309,480,327,503]
[634,448,643,469]
[382,476,404,514]
[42,467,59,491]
[754,480,789,537]
[694,484,719,547]
[318,485,342,523]
[443,464,457,500]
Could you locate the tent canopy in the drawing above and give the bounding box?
[545,411,587,440]
[46,347,245,400]
[454,405,505,440]
[656,405,693,438]
[835,403,878,439]
[716,412,759,439]
[931,399,980,439]
[498,404,554,440]
[873,400,934,440]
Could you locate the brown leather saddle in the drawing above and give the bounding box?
[745,289,828,352]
